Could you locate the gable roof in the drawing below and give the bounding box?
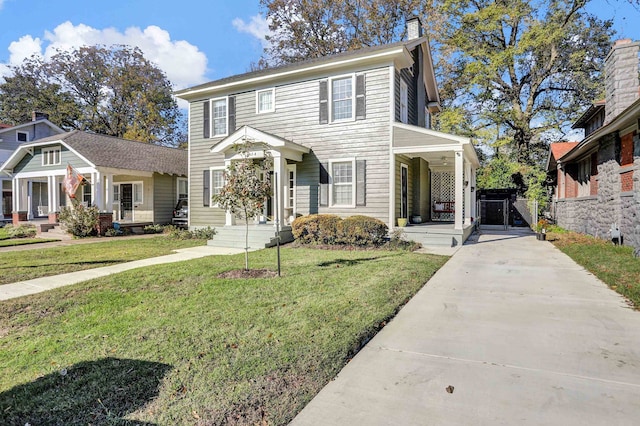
[572,100,605,129]
[0,119,64,135]
[546,142,579,171]
[175,36,436,102]
[1,130,187,176]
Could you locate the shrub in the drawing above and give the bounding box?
[105,227,121,237]
[387,228,421,251]
[292,214,341,244]
[190,226,216,240]
[163,225,215,240]
[143,224,165,234]
[338,215,388,246]
[5,224,37,239]
[58,200,99,237]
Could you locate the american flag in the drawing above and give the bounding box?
[63,164,84,198]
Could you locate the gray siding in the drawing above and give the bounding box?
[14,145,88,174]
[153,173,177,224]
[0,122,61,153]
[189,65,393,227]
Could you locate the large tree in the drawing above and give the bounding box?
[259,0,429,66]
[0,45,182,146]
[435,0,614,164]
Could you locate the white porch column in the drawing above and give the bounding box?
[224,160,234,226]
[464,160,472,225]
[47,176,55,214]
[454,150,464,230]
[12,178,19,212]
[27,180,33,219]
[92,172,105,211]
[273,153,286,231]
[470,164,477,222]
[105,174,114,213]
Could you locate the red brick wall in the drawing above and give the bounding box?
[564,165,578,198]
[621,133,634,166]
[621,170,634,192]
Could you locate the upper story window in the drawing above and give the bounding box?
[256,88,275,114]
[212,98,228,136]
[331,76,354,121]
[17,131,28,142]
[400,80,408,124]
[42,147,61,166]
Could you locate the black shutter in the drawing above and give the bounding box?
[355,74,366,121]
[228,96,236,133]
[203,169,210,207]
[319,162,329,207]
[319,80,329,124]
[356,160,366,206]
[203,101,210,138]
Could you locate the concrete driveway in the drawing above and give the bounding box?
[291,230,640,425]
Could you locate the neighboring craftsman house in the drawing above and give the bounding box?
[0,113,64,222]
[0,130,187,232]
[175,17,480,248]
[549,39,640,249]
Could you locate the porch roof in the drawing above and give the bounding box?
[211,126,310,162]
[391,123,480,167]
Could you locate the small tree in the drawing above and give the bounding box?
[212,142,273,270]
[58,198,99,237]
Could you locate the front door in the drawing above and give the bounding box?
[2,191,11,218]
[120,184,133,221]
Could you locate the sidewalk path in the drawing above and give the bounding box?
[291,230,640,425]
[0,246,243,301]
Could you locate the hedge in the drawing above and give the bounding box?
[292,214,388,246]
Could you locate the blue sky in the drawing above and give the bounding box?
[0,0,638,93]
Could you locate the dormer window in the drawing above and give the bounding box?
[17,131,28,142]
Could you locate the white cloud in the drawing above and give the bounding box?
[232,14,272,48]
[0,0,5,11]
[0,21,208,91]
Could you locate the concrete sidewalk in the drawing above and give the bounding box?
[291,231,640,425]
[0,245,244,301]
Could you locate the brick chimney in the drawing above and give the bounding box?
[604,39,640,123]
[31,111,49,121]
[406,16,423,40]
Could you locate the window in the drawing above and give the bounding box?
[425,106,431,129]
[400,80,408,124]
[17,131,28,142]
[331,76,354,121]
[177,178,188,200]
[211,98,228,136]
[133,183,143,204]
[208,168,225,207]
[331,160,355,207]
[287,166,296,209]
[577,157,591,197]
[82,183,92,206]
[256,88,275,113]
[42,147,61,166]
[113,185,120,202]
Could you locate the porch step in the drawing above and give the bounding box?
[37,224,72,240]
[400,226,459,247]
[208,225,294,250]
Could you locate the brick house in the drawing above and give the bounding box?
[549,39,640,250]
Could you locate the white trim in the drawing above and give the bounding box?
[286,164,297,223]
[187,102,191,228]
[175,47,410,99]
[0,140,97,173]
[210,96,229,137]
[329,73,357,123]
[0,119,64,135]
[388,65,396,228]
[209,166,225,209]
[17,130,29,143]
[329,158,356,208]
[256,88,276,114]
[400,80,408,124]
[41,146,61,166]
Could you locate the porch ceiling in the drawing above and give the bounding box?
[392,123,480,167]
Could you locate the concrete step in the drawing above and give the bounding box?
[208,226,293,249]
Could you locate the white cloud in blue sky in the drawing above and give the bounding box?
[0,21,208,91]
[232,14,271,49]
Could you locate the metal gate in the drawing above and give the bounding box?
[477,198,537,231]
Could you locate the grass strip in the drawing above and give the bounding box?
[0,247,447,425]
[549,228,640,308]
[0,237,204,285]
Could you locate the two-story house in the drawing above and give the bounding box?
[0,113,64,222]
[549,39,640,251]
[175,17,479,247]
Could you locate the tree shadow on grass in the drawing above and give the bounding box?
[0,260,126,270]
[0,357,171,425]
[317,257,383,267]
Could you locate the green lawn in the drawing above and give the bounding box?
[0,248,448,425]
[0,237,205,285]
[0,226,59,248]
[549,228,640,308]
